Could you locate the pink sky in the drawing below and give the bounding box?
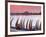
[10,5,41,13]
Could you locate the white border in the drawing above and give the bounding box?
[8,2,43,35]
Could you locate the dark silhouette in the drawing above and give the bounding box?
[15,18,21,30]
[26,20,29,30]
[29,20,32,31]
[34,20,41,31]
[10,18,14,28]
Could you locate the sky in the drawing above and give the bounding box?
[10,5,41,13]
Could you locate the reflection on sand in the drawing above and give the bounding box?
[10,15,41,32]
